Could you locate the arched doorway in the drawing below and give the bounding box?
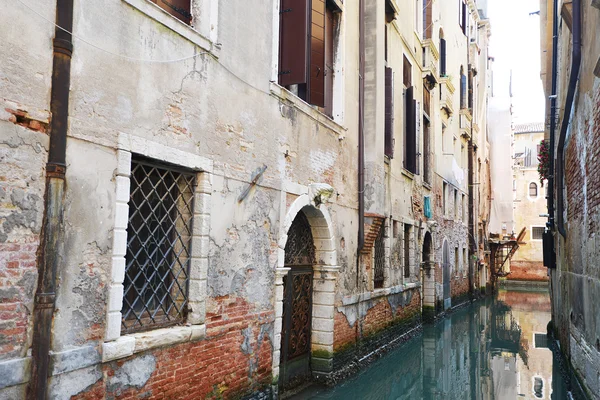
[442,240,451,310]
[421,232,435,319]
[423,232,432,266]
[280,211,315,389]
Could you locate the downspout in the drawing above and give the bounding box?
[356,0,365,349]
[556,0,581,238]
[468,129,475,296]
[28,1,74,399]
[357,0,365,274]
[467,67,475,297]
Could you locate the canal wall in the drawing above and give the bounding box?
[331,286,421,377]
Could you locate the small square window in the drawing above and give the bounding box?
[121,157,196,333]
[532,226,545,240]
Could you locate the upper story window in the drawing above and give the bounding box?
[440,29,447,77]
[278,0,340,117]
[423,0,433,39]
[529,182,538,197]
[460,66,467,109]
[121,157,195,333]
[151,0,191,24]
[459,0,467,35]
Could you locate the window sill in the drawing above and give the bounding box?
[269,82,347,139]
[401,168,415,180]
[123,0,219,57]
[102,324,206,362]
[423,182,432,191]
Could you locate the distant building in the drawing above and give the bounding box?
[510,123,548,283]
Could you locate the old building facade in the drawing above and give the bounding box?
[511,123,548,283]
[0,0,491,398]
[539,0,600,398]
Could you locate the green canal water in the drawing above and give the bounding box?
[298,288,572,400]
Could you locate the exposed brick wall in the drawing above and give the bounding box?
[0,125,46,360]
[333,288,421,355]
[333,311,356,352]
[450,275,470,300]
[507,261,549,282]
[73,296,274,400]
[565,131,584,224]
[0,242,38,359]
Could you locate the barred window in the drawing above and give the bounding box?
[374,224,385,289]
[532,226,545,240]
[122,157,196,333]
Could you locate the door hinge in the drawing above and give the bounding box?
[280,8,292,14]
[279,70,291,76]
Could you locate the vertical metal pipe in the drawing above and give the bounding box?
[556,0,581,238]
[28,0,74,398]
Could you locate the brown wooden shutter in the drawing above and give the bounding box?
[405,86,416,172]
[440,39,447,76]
[152,0,192,24]
[424,0,432,39]
[307,0,326,107]
[385,67,394,158]
[324,6,334,117]
[279,0,310,86]
[415,101,421,175]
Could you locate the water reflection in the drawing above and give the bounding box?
[305,288,568,400]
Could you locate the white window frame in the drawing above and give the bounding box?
[531,226,545,241]
[270,0,346,126]
[102,133,213,362]
[123,0,220,53]
[527,180,540,201]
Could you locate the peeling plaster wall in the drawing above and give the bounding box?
[0,0,53,363]
[550,4,600,398]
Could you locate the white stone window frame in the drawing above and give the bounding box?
[123,0,220,54]
[102,133,213,362]
[269,0,346,128]
[527,180,540,201]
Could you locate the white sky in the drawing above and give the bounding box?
[487,0,546,124]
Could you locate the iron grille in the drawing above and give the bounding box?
[121,158,196,333]
[374,224,385,288]
[284,212,316,266]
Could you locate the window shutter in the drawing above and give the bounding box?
[152,0,192,24]
[279,0,310,87]
[461,74,467,108]
[405,86,416,172]
[385,67,395,158]
[440,39,447,76]
[415,100,421,175]
[307,0,326,107]
[324,6,335,117]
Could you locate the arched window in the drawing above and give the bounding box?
[439,29,446,76]
[529,182,538,197]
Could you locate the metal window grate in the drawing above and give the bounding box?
[121,158,196,334]
[532,226,545,240]
[374,224,385,288]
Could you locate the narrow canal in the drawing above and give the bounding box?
[297,288,572,400]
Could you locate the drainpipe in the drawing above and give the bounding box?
[357,0,365,270]
[28,0,74,398]
[355,0,365,350]
[556,0,581,238]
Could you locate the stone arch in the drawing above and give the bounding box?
[273,194,339,384]
[421,231,436,319]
